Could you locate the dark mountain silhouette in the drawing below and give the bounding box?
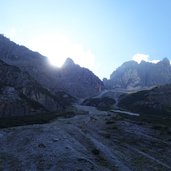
[0,34,103,98]
[82,97,116,111]
[104,58,171,90]
[118,84,171,119]
[0,59,74,118]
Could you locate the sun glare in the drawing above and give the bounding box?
[26,33,95,69]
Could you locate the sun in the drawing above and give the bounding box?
[26,33,95,69]
[28,34,70,67]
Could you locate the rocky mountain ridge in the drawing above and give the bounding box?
[0,34,171,171]
[104,58,171,90]
[0,34,103,98]
[0,59,74,118]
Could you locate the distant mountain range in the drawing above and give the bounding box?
[0,34,103,98]
[104,58,171,90]
[1,34,171,121]
[2,34,171,96]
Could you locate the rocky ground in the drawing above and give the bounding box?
[0,104,171,171]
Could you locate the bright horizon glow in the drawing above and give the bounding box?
[25,33,95,69]
[1,0,171,79]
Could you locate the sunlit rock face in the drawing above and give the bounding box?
[104,58,171,90]
[0,35,103,98]
[0,59,74,118]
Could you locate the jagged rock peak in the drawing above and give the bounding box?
[105,57,171,90]
[140,60,148,64]
[0,34,10,41]
[63,57,75,67]
[123,60,138,66]
[0,34,5,38]
[160,57,170,65]
[0,34,103,98]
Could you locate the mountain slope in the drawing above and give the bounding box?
[104,58,171,90]
[0,34,103,98]
[0,59,74,118]
[118,84,171,120]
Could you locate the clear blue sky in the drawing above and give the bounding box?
[1,0,171,79]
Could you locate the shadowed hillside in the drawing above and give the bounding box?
[0,59,75,127]
[0,34,103,98]
[118,84,171,123]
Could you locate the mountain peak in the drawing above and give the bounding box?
[123,60,138,66]
[158,57,170,66]
[162,57,170,64]
[0,34,10,41]
[63,57,75,67]
[105,57,171,90]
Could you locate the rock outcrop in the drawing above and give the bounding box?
[0,35,103,98]
[118,84,171,118]
[82,97,115,111]
[0,59,74,118]
[104,58,171,90]
[59,58,103,98]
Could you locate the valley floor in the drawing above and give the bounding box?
[0,105,171,171]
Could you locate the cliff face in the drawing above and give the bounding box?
[0,35,103,98]
[104,58,171,90]
[0,59,73,118]
[59,58,103,98]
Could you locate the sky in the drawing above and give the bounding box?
[1,0,171,79]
